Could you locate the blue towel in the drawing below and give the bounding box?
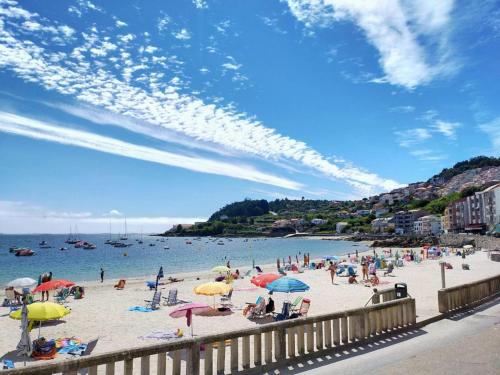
[128,306,153,312]
[3,360,14,369]
[58,343,87,354]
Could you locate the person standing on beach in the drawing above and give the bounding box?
[327,262,337,284]
[361,257,369,281]
[40,272,52,301]
[100,267,104,283]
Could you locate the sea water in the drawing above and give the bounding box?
[0,234,368,285]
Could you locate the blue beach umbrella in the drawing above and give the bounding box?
[324,255,339,261]
[266,277,310,293]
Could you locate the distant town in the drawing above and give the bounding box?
[165,156,500,238]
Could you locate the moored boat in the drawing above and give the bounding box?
[15,248,35,256]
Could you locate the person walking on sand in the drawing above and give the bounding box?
[327,262,337,284]
[361,257,369,281]
[40,271,52,301]
[100,267,104,283]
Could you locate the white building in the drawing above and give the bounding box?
[356,209,372,216]
[336,222,349,233]
[413,215,442,235]
[380,194,394,205]
[478,183,500,231]
[272,219,291,228]
[375,207,389,218]
[311,218,328,225]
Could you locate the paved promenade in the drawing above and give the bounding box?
[271,297,500,375]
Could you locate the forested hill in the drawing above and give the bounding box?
[428,156,500,183]
[209,199,269,221]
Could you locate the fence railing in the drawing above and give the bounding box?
[438,274,500,313]
[3,297,416,375]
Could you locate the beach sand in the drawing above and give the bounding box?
[1,247,499,370]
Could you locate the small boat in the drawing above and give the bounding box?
[164,246,169,250]
[60,247,68,251]
[217,241,224,245]
[83,242,96,250]
[186,241,192,245]
[39,240,52,248]
[15,248,35,256]
[113,242,128,248]
[149,243,155,247]
[104,239,114,245]
[138,240,143,244]
[9,246,19,253]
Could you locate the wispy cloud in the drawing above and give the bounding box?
[395,128,432,147]
[431,120,461,140]
[0,111,303,190]
[192,0,208,9]
[0,0,400,195]
[0,201,203,234]
[285,0,457,88]
[390,105,415,113]
[479,117,500,154]
[409,149,447,161]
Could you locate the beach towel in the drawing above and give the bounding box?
[128,306,154,312]
[58,343,87,355]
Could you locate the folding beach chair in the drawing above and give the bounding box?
[297,298,310,317]
[162,289,189,306]
[278,267,287,276]
[290,296,303,313]
[4,289,18,306]
[56,288,70,304]
[145,291,162,310]
[220,289,233,304]
[246,297,266,319]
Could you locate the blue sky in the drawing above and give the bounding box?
[0,0,499,233]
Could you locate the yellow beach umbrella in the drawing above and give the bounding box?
[194,282,231,307]
[194,282,231,296]
[211,266,230,274]
[10,302,70,337]
[10,302,70,321]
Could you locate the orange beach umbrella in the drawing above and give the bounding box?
[250,273,281,288]
[32,280,75,293]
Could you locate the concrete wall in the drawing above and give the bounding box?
[439,234,500,249]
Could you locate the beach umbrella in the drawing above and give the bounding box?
[266,277,310,294]
[194,282,231,307]
[169,302,210,336]
[10,302,70,337]
[16,301,32,358]
[251,274,281,288]
[7,278,37,288]
[211,266,230,274]
[324,256,339,261]
[32,280,75,293]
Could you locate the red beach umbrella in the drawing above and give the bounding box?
[32,280,75,293]
[250,273,281,288]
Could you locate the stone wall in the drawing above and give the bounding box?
[439,234,500,249]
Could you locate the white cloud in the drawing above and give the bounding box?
[0,111,303,190]
[106,209,123,217]
[285,0,456,88]
[410,149,447,161]
[157,15,170,32]
[395,128,432,147]
[0,201,204,234]
[0,2,401,194]
[115,20,127,28]
[390,105,415,113]
[192,0,208,9]
[479,117,500,154]
[118,33,135,43]
[431,120,460,140]
[173,28,191,40]
[222,62,241,71]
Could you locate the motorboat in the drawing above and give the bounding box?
[39,240,52,248]
[113,242,128,248]
[149,243,155,247]
[83,242,97,250]
[15,248,35,256]
[60,247,68,251]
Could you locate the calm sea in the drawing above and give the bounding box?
[0,234,368,285]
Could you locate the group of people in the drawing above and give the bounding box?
[326,256,381,286]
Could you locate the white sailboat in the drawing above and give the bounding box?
[120,218,128,240]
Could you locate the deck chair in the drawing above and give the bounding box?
[241,270,252,279]
[56,288,70,304]
[4,289,18,306]
[245,297,266,319]
[114,279,126,290]
[297,298,310,317]
[278,267,287,276]
[290,296,303,312]
[145,291,162,310]
[220,289,233,303]
[273,302,291,321]
[162,289,189,306]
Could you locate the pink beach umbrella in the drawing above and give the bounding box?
[169,303,210,336]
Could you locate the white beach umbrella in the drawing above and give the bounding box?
[7,278,37,288]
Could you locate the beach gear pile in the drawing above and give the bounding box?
[31,337,86,360]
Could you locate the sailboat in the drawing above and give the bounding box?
[138,227,143,244]
[65,225,78,244]
[120,218,128,240]
[105,220,115,244]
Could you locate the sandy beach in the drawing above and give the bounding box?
[1,247,499,369]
